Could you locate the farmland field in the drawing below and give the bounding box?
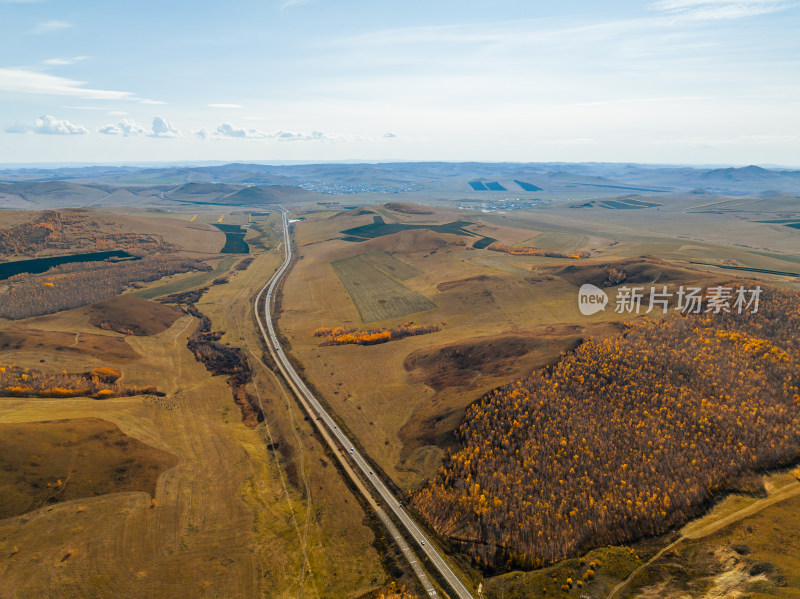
[601,199,651,209]
[330,253,436,322]
[615,197,662,207]
[341,215,478,241]
[359,249,422,280]
[514,180,543,192]
[213,224,250,254]
[529,231,589,253]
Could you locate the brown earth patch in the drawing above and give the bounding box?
[0,418,176,519]
[358,229,451,255]
[85,295,183,336]
[0,328,138,362]
[404,333,577,391]
[436,274,500,293]
[550,257,713,288]
[399,330,586,456]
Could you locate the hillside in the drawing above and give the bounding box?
[413,285,800,569]
[3,162,800,198]
[217,185,318,205]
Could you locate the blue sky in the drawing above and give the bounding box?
[1,0,798,165]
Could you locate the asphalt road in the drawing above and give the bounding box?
[254,209,474,599]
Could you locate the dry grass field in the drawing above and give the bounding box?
[526,231,589,254]
[0,211,398,599]
[0,418,176,520]
[330,253,436,322]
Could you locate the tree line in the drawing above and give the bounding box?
[313,322,441,346]
[0,364,157,399]
[0,254,210,319]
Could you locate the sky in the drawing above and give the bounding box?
[0,0,798,165]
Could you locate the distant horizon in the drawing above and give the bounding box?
[1,159,799,171]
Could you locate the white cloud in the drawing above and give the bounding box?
[6,115,88,135]
[98,124,121,135]
[148,116,181,138]
[34,115,88,135]
[43,56,89,66]
[0,68,132,100]
[31,20,74,34]
[140,98,166,105]
[98,119,148,136]
[273,130,333,141]
[208,103,242,108]
[651,0,794,20]
[98,117,180,138]
[215,122,268,138]
[383,132,398,138]
[201,123,342,141]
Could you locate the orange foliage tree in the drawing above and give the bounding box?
[0,364,156,399]
[413,284,800,569]
[316,322,441,346]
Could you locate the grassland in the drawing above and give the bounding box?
[0,418,176,519]
[359,250,423,280]
[528,231,589,254]
[0,211,397,598]
[330,253,436,322]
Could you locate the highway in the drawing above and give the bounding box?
[254,208,474,599]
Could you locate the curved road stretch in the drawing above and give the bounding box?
[254,209,474,599]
